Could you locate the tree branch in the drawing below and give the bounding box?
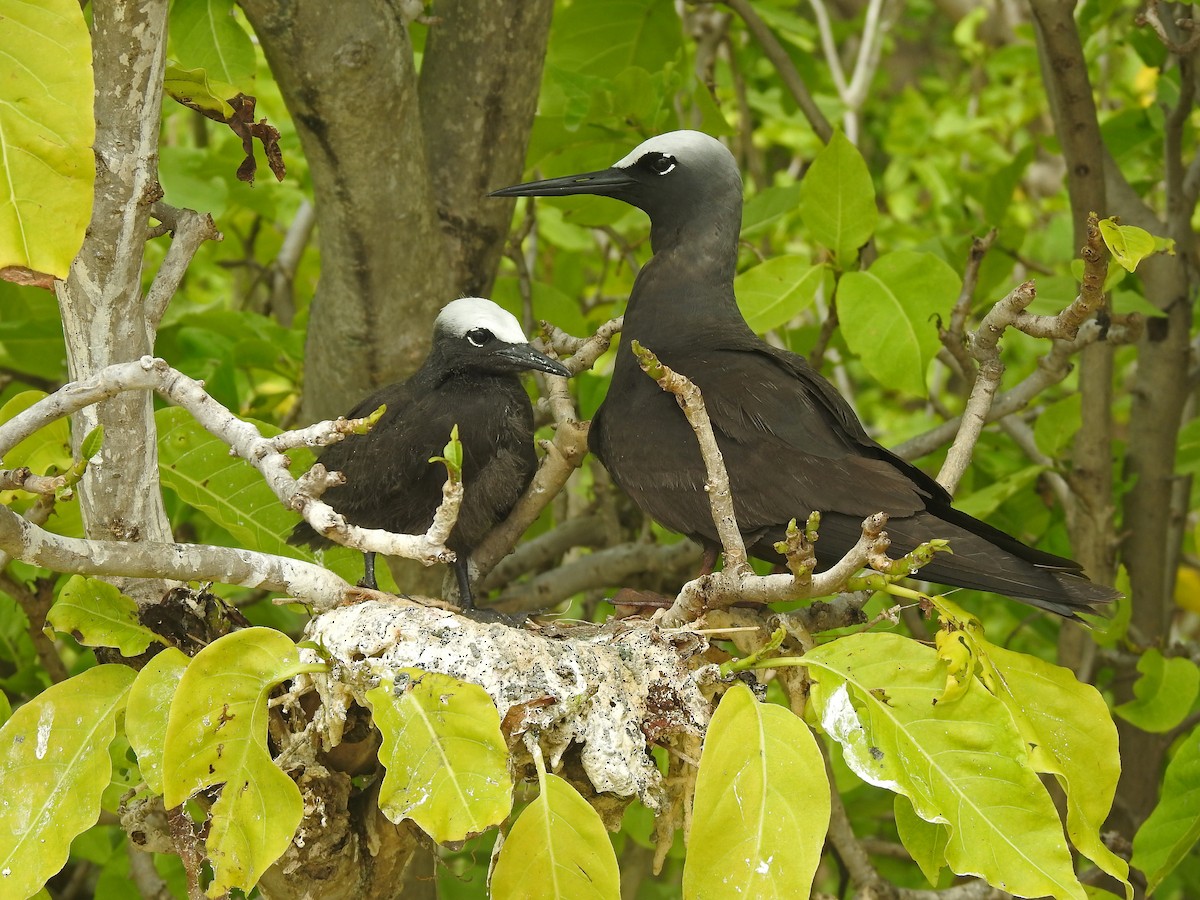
[145,202,223,330]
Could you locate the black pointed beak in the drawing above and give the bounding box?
[490,167,638,198]
[493,343,571,377]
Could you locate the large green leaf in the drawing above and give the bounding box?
[0,0,94,279]
[125,647,189,796]
[163,628,322,895]
[734,258,825,334]
[155,406,359,583]
[683,682,830,899]
[490,771,620,900]
[46,576,161,657]
[168,0,256,87]
[798,131,877,266]
[546,0,683,79]
[836,250,961,398]
[365,670,513,843]
[1114,649,1200,733]
[0,285,67,382]
[0,664,135,899]
[894,794,948,886]
[1132,724,1200,895]
[805,632,1086,900]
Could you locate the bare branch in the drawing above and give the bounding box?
[0,503,352,604]
[0,357,461,571]
[717,0,835,142]
[540,316,623,373]
[894,315,1142,461]
[268,198,315,327]
[145,202,223,330]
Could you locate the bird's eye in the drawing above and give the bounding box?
[466,328,493,348]
[642,152,677,176]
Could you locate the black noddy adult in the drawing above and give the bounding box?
[289,297,570,609]
[492,131,1116,619]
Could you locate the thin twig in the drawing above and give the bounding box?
[145,202,223,330]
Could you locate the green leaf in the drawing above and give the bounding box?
[126,648,189,796]
[365,670,513,843]
[895,793,948,886]
[0,284,68,383]
[1115,649,1200,733]
[490,771,620,900]
[429,424,464,479]
[546,0,684,79]
[1034,394,1082,459]
[798,130,877,265]
[734,258,825,334]
[683,682,830,899]
[1097,219,1159,273]
[163,628,321,895]
[741,184,803,237]
[168,0,256,87]
[0,0,94,279]
[954,463,1044,520]
[1132,724,1200,895]
[163,63,236,119]
[79,426,105,461]
[0,391,72,487]
[836,251,960,398]
[0,664,135,899]
[156,407,359,582]
[46,576,161,657]
[805,632,1086,900]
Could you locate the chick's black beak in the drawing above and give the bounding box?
[494,343,571,377]
[490,167,637,198]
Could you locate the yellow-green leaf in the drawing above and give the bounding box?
[163,628,322,896]
[163,63,236,119]
[365,670,513,842]
[734,257,825,334]
[0,0,95,279]
[805,632,1086,900]
[491,771,619,900]
[126,647,190,795]
[1097,219,1158,273]
[683,682,830,899]
[168,0,256,88]
[0,665,135,899]
[46,576,161,656]
[895,794,948,886]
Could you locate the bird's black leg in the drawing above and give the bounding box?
[359,551,378,590]
[699,544,719,576]
[454,558,475,611]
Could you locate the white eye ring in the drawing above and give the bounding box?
[466,328,491,348]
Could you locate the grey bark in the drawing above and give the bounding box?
[240,0,554,421]
[54,0,174,587]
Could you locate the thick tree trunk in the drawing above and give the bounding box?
[241,0,554,420]
[54,0,174,578]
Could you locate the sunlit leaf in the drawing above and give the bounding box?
[46,576,161,657]
[836,251,960,398]
[1097,219,1159,273]
[805,632,1086,900]
[126,648,189,796]
[798,130,877,265]
[0,665,134,899]
[683,682,830,898]
[164,63,236,119]
[163,628,323,895]
[365,670,513,843]
[1132,724,1200,895]
[734,257,825,334]
[0,0,94,279]
[490,771,619,900]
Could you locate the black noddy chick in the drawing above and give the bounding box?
[289,297,570,608]
[492,131,1117,619]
